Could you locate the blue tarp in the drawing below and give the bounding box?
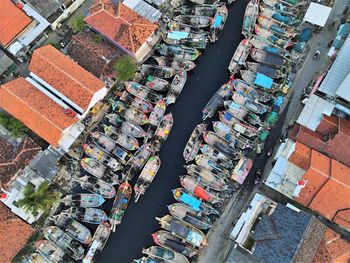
[274,96,284,107]
[179,193,201,211]
[167,31,189,40]
[224,112,233,121]
[254,73,273,89]
[213,15,223,28]
[263,46,279,54]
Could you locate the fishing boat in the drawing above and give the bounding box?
[43,226,85,260]
[123,143,153,180]
[36,240,73,263]
[154,56,196,72]
[173,15,211,29]
[203,131,241,160]
[228,39,251,74]
[134,257,159,263]
[167,69,187,105]
[250,34,289,57]
[110,181,132,231]
[62,207,108,225]
[202,82,233,120]
[156,215,206,247]
[81,157,121,184]
[74,175,116,199]
[168,21,205,33]
[185,164,228,191]
[162,30,208,49]
[23,253,47,263]
[142,246,189,263]
[233,79,275,103]
[60,193,105,208]
[255,25,294,50]
[229,93,269,114]
[221,105,264,127]
[250,47,286,68]
[149,99,167,127]
[168,203,212,230]
[134,73,170,92]
[106,114,147,138]
[125,81,163,105]
[209,5,228,42]
[199,144,234,169]
[83,144,122,172]
[156,44,200,61]
[172,188,219,215]
[151,230,198,257]
[174,4,217,16]
[180,175,222,204]
[195,154,232,175]
[183,123,207,163]
[257,16,297,38]
[112,100,149,125]
[83,222,111,263]
[103,124,139,151]
[225,98,267,120]
[188,0,218,5]
[51,214,92,244]
[242,0,259,37]
[240,69,279,91]
[153,113,174,152]
[91,131,116,152]
[140,64,176,79]
[246,61,285,79]
[260,5,301,26]
[119,91,154,113]
[134,156,161,202]
[262,0,298,14]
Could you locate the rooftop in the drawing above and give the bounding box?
[0,1,33,47]
[0,51,14,75]
[26,0,62,20]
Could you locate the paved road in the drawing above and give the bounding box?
[98,1,249,262]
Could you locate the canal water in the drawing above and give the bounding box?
[99,1,249,262]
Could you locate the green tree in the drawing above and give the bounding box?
[94,34,103,43]
[0,112,28,137]
[113,56,137,81]
[17,181,59,216]
[70,16,85,32]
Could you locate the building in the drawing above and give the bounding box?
[0,45,107,151]
[84,0,158,62]
[122,0,161,23]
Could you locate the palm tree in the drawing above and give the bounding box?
[17,181,59,216]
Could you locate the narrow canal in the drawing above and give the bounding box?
[99,1,249,261]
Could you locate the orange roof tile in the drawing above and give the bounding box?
[84,0,158,55]
[0,1,33,47]
[0,78,77,147]
[288,142,311,170]
[0,203,34,263]
[29,45,105,111]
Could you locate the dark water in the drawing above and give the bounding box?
[99,1,248,262]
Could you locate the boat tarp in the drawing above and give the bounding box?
[170,220,190,238]
[254,73,273,89]
[266,111,278,124]
[224,111,233,121]
[187,230,202,245]
[255,64,278,77]
[264,53,283,66]
[274,96,284,107]
[213,15,223,28]
[179,193,201,211]
[259,130,270,141]
[164,239,187,253]
[167,31,189,40]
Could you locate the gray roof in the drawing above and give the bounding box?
[0,51,14,75]
[252,204,312,263]
[27,0,62,20]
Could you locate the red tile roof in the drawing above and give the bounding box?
[84,0,158,55]
[0,203,34,263]
[0,78,78,147]
[29,45,105,111]
[0,1,33,47]
[288,142,311,170]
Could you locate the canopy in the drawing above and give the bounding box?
[167,31,189,40]
[303,3,331,27]
[254,73,273,89]
[213,15,223,28]
[274,96,284,107]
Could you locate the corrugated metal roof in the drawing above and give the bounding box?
[335,72,350,102]
[0,51,13,75]
[122,0,161,23]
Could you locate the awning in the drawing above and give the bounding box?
[254,73,273,89]
[303,3,332,27]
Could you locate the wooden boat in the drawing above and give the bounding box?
[142,245,189,263]
[173,15,211,29]
[134,73,170,92]
[123,143,153,180]
[83,144,122,172]
[233,79,274,103]
[180,175,222,204]
[167,69,187,105]
[111,145,132,165]
[262,0,299,15]
[36,240,73,263]
[168,21,206,33]
[228,39,251,74]
[250,47,286,68]
[81,157,120,184]
[242,0,259,37]
[246,61,285,79]
[91,131,116,152]
[199,144,234,169]
[172,188,219,215]
[74,175,116,199]
[229,93,269,114]
[156,215,206,247]
[162,30,208,49]
[185,164,228,191]
[257,16,297,38]
[209,5,228,42]
[151,230,198,257]
[149,99,167,127]
[195,154,232,175]
[23,253,47,263]
[219,111,260,138]
[255,25,294,50]
[110,181,132,231]
[119,91,154,113]
[202,82,233,120]
[249,34,289,57]
[156,44,200,61]
[183,123,207,163]
[203,131,241,160]
[83,222,111,263]
[140,64,176,79]
[240,69,279,92]
[168,203,212,230]
[112,100,149,125]
[225,99,267,122]
[106,114,147,138]
[125,81,163,105]
[134,257,159,263]
[62,207,108,225]
[188,0,218,5]
[51,214,92,244]
[174,4,217,16]
[153,113,174,152]
[222,105,264,127]
[134,156,161,202]
[154,56,196,72]
[60,193,105,208]
[43,226,85,260]
[104,124,139,151]
[260,5,300,26]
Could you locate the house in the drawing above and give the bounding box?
[122,0,162,23]
[84,0,158,63]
